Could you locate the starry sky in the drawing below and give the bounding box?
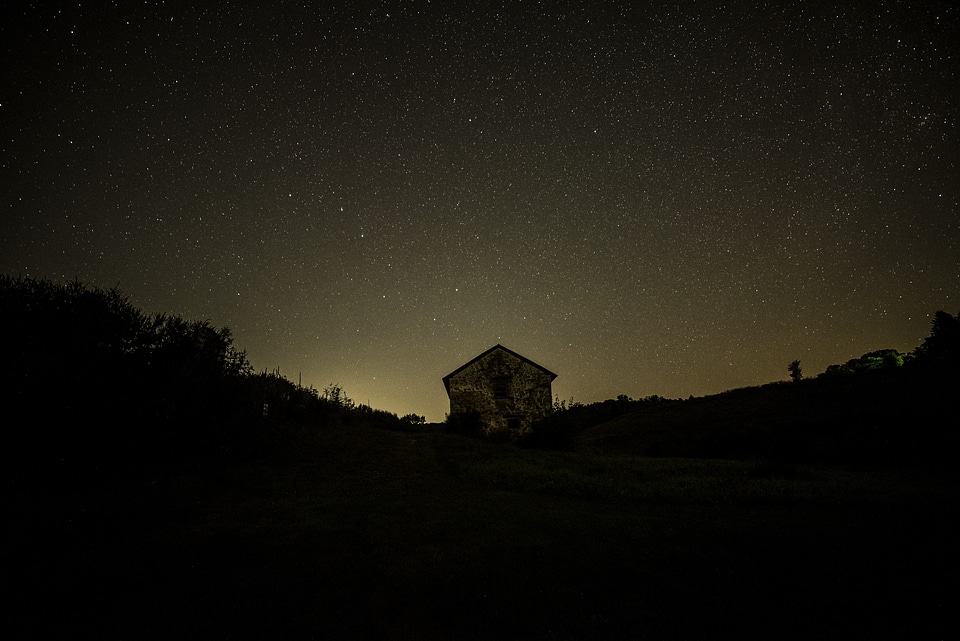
[2,1,958,422]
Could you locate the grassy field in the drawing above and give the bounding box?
[11,422,956,640]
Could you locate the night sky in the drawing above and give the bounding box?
[3,1,957,422]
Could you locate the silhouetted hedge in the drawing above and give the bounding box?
[0,276,401,486]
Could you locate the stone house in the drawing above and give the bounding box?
[442,344,557,437]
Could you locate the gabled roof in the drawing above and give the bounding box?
[442,344,558,395]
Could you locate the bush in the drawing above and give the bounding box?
[1,278,271,480]
[445,412,483,438]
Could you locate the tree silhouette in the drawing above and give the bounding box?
[913,310,960,363]
[822,349,905,376]
[1,277,260,476]
[322,383,353,408]
[788,360,802,382]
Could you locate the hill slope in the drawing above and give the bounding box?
[576,364,959,465]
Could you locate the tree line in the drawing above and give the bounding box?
[0,276,408,486]
[788,309,959,379]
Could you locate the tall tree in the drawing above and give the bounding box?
[788,360,802,382]
[913,310,960,363]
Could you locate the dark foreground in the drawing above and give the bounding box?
[11,424,956,640]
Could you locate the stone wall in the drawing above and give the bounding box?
[447,347,553,437]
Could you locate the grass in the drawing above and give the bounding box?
[10,423,957,640]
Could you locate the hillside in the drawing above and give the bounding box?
[5,278,958,638]
[575,363,960,466]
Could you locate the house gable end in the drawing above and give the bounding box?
[442,344,557,396]
[441,344,557,439]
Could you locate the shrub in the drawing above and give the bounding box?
[445,412,483,438]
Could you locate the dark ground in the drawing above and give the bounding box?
[9,421,956,640]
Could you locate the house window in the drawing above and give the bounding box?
[506,416,521,431]
[494,378,510,398]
